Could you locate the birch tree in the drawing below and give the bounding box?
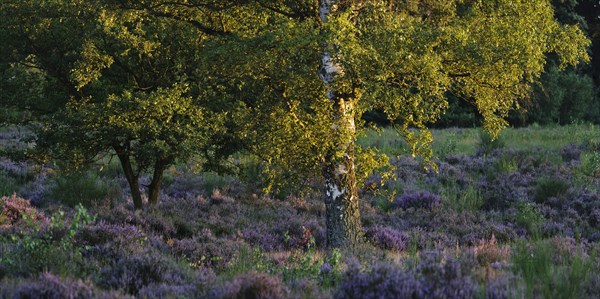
[215,0,590,247]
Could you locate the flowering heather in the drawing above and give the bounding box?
[560,144,582,162]
[1,127,599,298]
[76,221,145,247]
[170,234,243,268]
[17,173,51,206]
[0,194,46,226]
[483,274,521,299]
[479,172,534,209]
[137,283,199,299]
[211,272,288,299]
[97,250,193,295]
[335,263,424,299]
[415,251,478,299]
[242,228,283,251]
[444,154,486,172]
[389,156,426,186]
[365,225,409,251]
[0,158,31,178]
[436,162,470,187]
[395,191,441,210]
[280,219,326,249]
[163,174,206,199]
[0,272,130,299]
[320,262,332,274]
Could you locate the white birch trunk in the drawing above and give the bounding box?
[319,0,363,247]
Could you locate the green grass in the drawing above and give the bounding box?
[442,185,483,213]
[512,239,593,299]
[0,172,20,197]
[360,124,600,158]
[48,171,122,208]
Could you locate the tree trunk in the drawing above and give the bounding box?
[116,151,143,210]
[148,159,166,207]
[319,0,363,248]
[322,100,363,247]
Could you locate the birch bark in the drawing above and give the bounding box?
[319,0,363,247]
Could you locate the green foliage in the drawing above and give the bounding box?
[188,0,590,195]
[372,196,396,213]
[0,64,53,125]
[478,130,506,155]
[1,0,239,208]
[0,0,592,245]
[444,185,483,213]
[534,177,570,204]
[530,65,599,125]
[434,131,458,160]
[199,172,239,195]
[48,171,120,208]
[436,95,480,128]
[0,205,95,278]
[224,243,342,288]
[495,155,519,174]
[512,240,592,299]
[515,202,544,239]
[0,172,20,197]
[578,151,600,177]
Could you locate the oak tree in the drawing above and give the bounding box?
[0,0,235,209]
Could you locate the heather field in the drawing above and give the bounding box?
[2,124,600,298]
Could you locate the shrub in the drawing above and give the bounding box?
[416,251,479,299]
[480,172,534,210]
[0,205,94,278]
[0,272,130,299]
[473,235,510,267]
[365,226,409,251]
[444,185,483,213]
[529,65,598,125]
[212,272,287,299]
[138,283,198,299]
[242,228,282,251]
[534,177,570,205]
[395,191,441,210]
[335,263,423,299]
[170,233,243,270]
[164,172,240,199]
[370,196,396,212]
[97,249,194,295]
[281,219,326,250]
[512,240,592,299]
[579,151,600,177]
[560,144,582,162]
[482,274,521,299]
[0,194,46,226]
[515,202,544,238]
[76,221,146,247]
[48,171,119,208]
[0,172,20,198]
[477,130,505,156]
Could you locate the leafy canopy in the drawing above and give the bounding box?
[198,0,589,190]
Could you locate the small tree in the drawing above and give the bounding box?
[0,0,236,209]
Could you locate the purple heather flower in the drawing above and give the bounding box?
[320,263,332,274]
